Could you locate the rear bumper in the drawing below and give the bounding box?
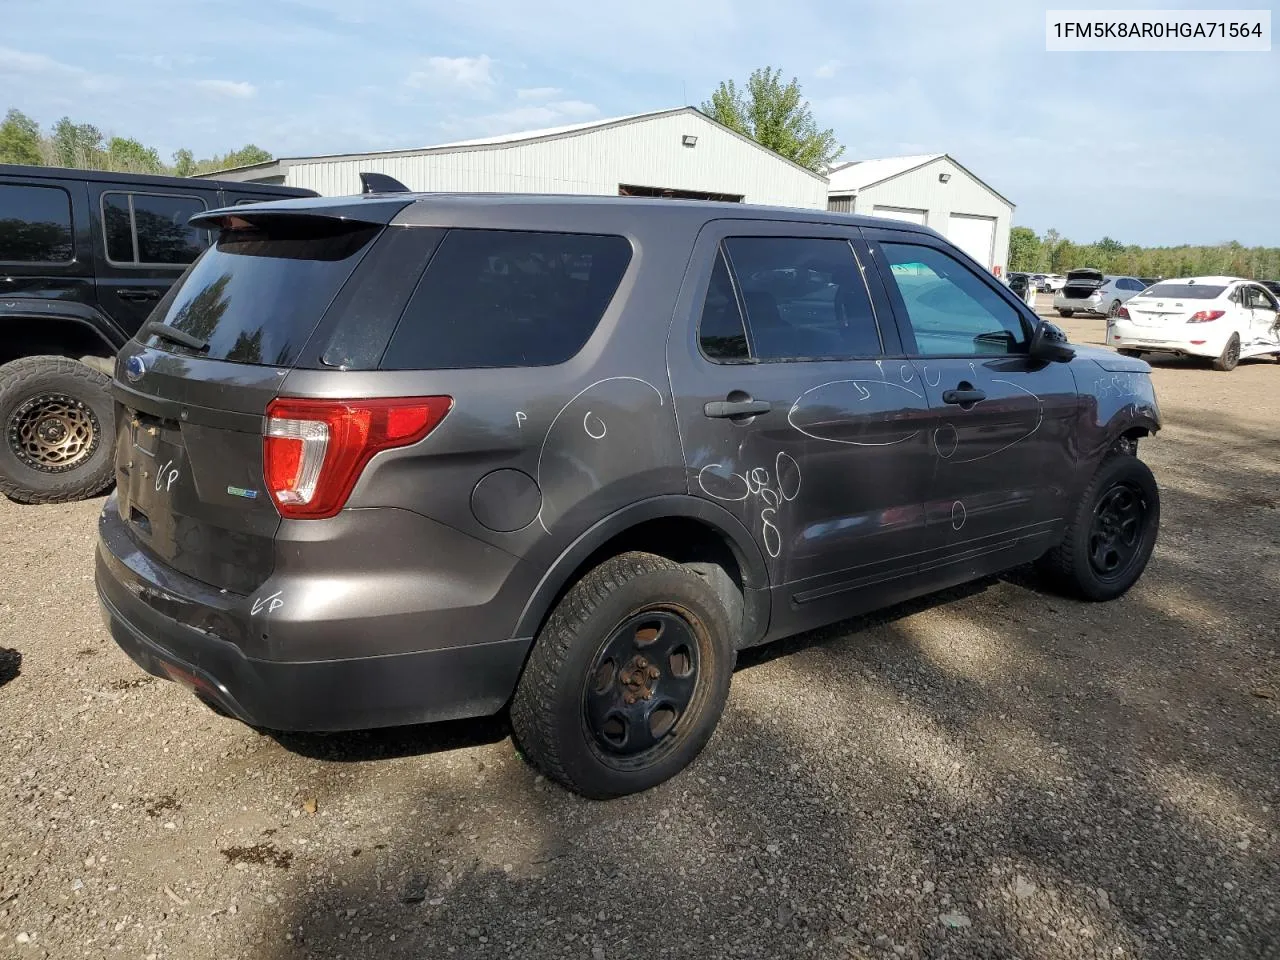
[1054,296,1106,314]
[95,498,532,732]
[1107,321,1223,358]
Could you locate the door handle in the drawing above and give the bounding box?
[116,289,160,302]
[942,386,986,406]
[704,398,772,419]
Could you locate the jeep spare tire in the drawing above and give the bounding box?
[0,356,116,504]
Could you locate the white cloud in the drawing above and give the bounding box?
[516,86,562,100]
[814,59,841,79]
[406,55,497,94]
[0,46,115,91]
[193,79,257,99]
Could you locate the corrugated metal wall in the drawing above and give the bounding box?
[853,157,1013,274]
[282,113,828,209]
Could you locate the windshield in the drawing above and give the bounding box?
[1138,283,1226,300]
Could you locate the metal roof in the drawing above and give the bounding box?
[826,154,944,193]
[201,107,828,183]
[826,152,1014,209]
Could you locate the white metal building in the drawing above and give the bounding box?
[205,107,829,209]
[826,154,1014,275]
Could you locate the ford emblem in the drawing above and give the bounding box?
[125,355,146,382]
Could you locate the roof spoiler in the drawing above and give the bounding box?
[360,172,411,194]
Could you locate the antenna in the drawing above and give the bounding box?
[682,81,687,106]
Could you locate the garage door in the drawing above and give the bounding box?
[947,214,996,269]
[872,205,928,225]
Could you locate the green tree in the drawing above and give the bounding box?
[170,148,195,177]
[0,109,42,165]
[49,116,105,168]
[105,136,162,174]
[1008,226,1041,272]
[702,67,843,172]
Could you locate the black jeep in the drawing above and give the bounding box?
[0,164,314,503]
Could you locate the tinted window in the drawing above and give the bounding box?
[1142,283,1226,300]
[724,236,881,360]
[103,192,208,265]
[881,242,1027,356]
[381,230,631,370]
[698,250,749,361]
[0,184,74,262]
[149,218,380,365]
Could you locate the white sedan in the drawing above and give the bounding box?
[1108,276,1280,371]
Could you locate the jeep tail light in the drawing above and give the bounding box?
[1187,310,1225,323]
[263,396,453,519]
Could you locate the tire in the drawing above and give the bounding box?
[1117,349,1142,358]
[1038,454,1159,602]
[510,551,736,799]
[1108,299,1122,318]
[1058,309,1074,318]
[0,356,116,505]
[1212,334,1240,372]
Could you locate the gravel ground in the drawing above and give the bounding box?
[1,313,1277,960]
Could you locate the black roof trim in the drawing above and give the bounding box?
[0,162,314,196]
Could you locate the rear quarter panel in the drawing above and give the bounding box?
[273,200,709,646]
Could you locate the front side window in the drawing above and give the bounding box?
[1247,286,1278,310]
[723,236,882,361]
[102,192,208,265]
[880,242,1028,356]
[0,184,74,262]
[381,229,632,370]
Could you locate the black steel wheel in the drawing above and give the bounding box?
[0,356,116,504]
[1037,454,1159,601]
[1087,482,1147,582]
[582,607,703,768]
[511,552,735,799]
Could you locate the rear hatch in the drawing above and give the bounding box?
[1123,280,1229,328]
[1062,268,1105,300]
[111,200,410,594]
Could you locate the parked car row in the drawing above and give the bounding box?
[1053,268,1149,318]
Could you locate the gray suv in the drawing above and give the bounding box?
[96,194,1162,798]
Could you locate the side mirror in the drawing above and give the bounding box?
[1029,319,1075,363]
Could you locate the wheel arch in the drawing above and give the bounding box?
[0,305,126,368]
[512,495,771,648]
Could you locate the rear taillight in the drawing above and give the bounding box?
[263,396,453,519]
[1186,310,1225,323]
[1117,307,1130,319]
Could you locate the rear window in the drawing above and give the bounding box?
[146,217,379,365]
[0,184,74,262]
[1139,283,1225,299]
[379,230,632,370]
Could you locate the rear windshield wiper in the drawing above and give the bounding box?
[144,321,209,353]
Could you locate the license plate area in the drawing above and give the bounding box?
[123,412,187,535]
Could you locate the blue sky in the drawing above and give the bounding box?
[2,0,1276,246]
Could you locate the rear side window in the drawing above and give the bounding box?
[147,217,380,365]
[103,192,208,265]
[0,184,74,262]
[380,230,631,370]
[724,236,882,360]
[698,251,750,361]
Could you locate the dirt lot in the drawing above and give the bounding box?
[1,310,1277,960]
